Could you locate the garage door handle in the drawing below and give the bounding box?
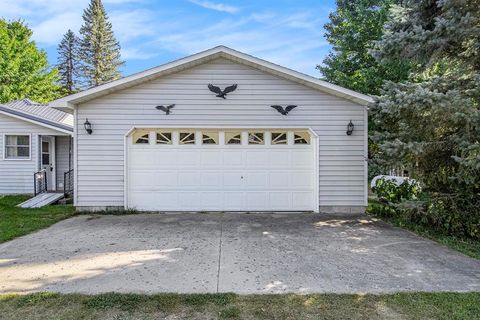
[241,176,243,179]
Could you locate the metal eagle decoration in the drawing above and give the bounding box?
[208,84,237,99]
[156,104,175,115]
[270,105,298,115]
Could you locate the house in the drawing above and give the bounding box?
[50,46,372,213]
[0,99,73,195]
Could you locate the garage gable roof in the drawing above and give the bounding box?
[50,46,374,111]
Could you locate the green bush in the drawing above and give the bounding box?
[401,194,480,240]
[368,193,480,240]
[372,178,421,203]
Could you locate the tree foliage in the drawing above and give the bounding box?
[0,19,60,103]
[79,0,124,87]
[57,29,81,95]
[371,0,480,194]
[318,0,409,95]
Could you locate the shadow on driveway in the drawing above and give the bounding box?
[0,213,479,294]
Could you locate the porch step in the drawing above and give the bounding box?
[18,193,65,208]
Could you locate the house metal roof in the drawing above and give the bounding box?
[0,99,73,133]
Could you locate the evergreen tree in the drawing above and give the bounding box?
[0,19,61,103]
[371,0,480,193]
[79,0,124,87]
[318,0,409,95]
[319,0,412,180]
[57,29,81,95]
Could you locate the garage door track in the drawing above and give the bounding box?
[0,213,479,294]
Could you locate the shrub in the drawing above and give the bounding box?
[372,178,421,203]
[401,193,480,240]
[368,193,480,240]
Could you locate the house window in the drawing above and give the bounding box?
[156,132,172,144]
[4,135,30,159]
[248,132,264,145]
[225,132,242,144]
[271,132,287,145]
[294,132,310,144]
[179,132,196,144]
[202,132,218,144]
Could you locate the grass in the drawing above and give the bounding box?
[0,195,76,243]
[0,292,479,320]
[367,198,480,260]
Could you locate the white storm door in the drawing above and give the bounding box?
[41,136,55,191]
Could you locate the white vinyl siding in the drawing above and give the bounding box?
[75,58,367,208]
[0,113,67,194]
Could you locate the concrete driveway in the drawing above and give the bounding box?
[0,213,479,294]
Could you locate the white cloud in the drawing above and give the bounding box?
[188,0,239,14]
[153,12,329,75]
[2,0,331,76]
[0,1,31,16]
[1,0,87,17]
[110,9,157,41]
[121,47,159,60]
[32,12,83,45]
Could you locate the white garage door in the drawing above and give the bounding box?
[127,129,317,211]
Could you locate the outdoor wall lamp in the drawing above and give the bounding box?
[346,120,354,136]
[84,119,93,134]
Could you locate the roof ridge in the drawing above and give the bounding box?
[24,98,48,106]
[6,98,47,107]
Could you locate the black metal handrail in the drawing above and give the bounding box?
[64,169,74,197]
[34,170,47,196]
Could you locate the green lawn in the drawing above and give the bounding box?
[0,195,76,243]
[367,199,480,260]
[0,292,478,320]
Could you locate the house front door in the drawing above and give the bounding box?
[41,136,55,191]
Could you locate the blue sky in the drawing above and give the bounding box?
[1,0,335,77]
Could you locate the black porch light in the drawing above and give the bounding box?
[84,119,93,134]
[346,120,354,136]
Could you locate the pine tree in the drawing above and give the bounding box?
[57,29,80,94]
[371,0,480,193]
[319,0,412,180]
[79,0,124,87]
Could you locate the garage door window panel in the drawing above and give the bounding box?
[294,132,310,145]
[156,131,172,144]
[271,132,288,145]
[225,132,242,145]
[248,132,264,145]
[133,130,151,144]
[202,132,218,145]
[180,132,196,145]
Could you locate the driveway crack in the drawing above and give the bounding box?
[216,213,224,293]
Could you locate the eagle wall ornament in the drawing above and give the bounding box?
[270,105,298,115]
[208,84,237,99]
[155,104,175,115]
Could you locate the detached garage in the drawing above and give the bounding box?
[51,46,372,213]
